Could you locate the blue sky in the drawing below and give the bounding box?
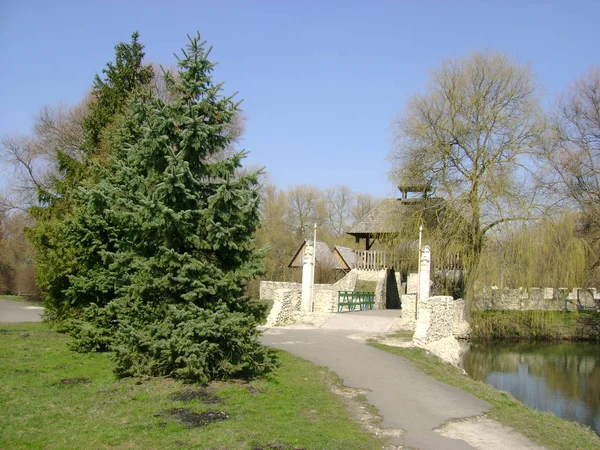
[1,0,598,198]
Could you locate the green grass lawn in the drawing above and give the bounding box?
[1,323,384,450]
[369,341,600,450]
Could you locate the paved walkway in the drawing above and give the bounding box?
[320,309,401,332]
[0,298,44,322]
[262,318,492,449]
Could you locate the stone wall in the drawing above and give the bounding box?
[260,281,301,303]
[412,296,463,365]
[264,287,301,326]
[354,269,381,283]
[374,270,387,309]
[397,293,416,330]
[312,285,338,313]
[451,299,470,339]
[475,287,600,312]
[395,294,470,339]
[413,296,455,345]
[261,269,359,326]
[260,268,406,326]
[354,268,392,310]
[334,269,358,291]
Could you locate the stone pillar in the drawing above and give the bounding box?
[412,296,462,365]
[301,243,314,312]
[419,245,431,304]
[374,269,387,309]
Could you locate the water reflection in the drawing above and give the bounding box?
[461,341,600,434]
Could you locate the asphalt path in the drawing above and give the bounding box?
[0,298,44,322]
[262,327,491,449]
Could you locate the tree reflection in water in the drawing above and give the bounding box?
[461,341,600,434]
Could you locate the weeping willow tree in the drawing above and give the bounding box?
[375,189,469,297]
[382,205,588,303]
[477,214,588,289]
[390,51,545,316]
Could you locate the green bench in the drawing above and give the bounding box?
[337,291,375,312]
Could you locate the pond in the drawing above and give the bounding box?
[461,341,600,435]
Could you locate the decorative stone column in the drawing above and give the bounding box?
[413,245,431,344]
[301,243,314,312]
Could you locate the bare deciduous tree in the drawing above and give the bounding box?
[325,185,353,237]
[251,183,380,289]
[541,67,600,282]
[544,67,600,207]
[0,211,39,296]
[0,100,88,212]
[0,136,48,211]
[391,51,545,309]
[254,185,295,282]
[351,193,380,225]
[287,185,327,240]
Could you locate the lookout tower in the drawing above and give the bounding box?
[397,183,432,200]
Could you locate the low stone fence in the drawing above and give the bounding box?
[412,296,464,365]
[261,284,340,326]
[475,287,600,312]
[264,287,301,326]
[413,296,455,345]
[259,281,300,305]
[259,268,406,326]
[397,294,469,338]
[260,270,360,326]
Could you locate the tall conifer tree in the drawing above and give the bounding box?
[64,34,270,381]
[28,33,153,321]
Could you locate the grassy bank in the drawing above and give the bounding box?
[354,280,377,292]
[369,342,600,450]
[1,323,383,450]
[471,310,600,340]
[0,295,40,303]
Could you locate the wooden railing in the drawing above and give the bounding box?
[355,250,399,270]
[354,249,462,271]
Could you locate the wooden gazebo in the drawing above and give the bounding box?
[347,185,440,250]
[346,185,446,270]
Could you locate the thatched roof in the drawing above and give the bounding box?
[346,197,446,239]
[333,246,356,271]
[288,240,341,269]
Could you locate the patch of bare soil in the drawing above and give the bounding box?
[251,442,306,450]
[245,384,262,395]
[170,387,221,404]
[54,377,91,385]
[167,408,229,428]
[436,416,546,450]
[322,371,404,449]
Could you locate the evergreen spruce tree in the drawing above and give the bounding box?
[82,31,154,153]
[27,33,153,322]
[64,34,271,382]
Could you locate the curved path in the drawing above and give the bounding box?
[261,319,491,449]
[0,298,44,322]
